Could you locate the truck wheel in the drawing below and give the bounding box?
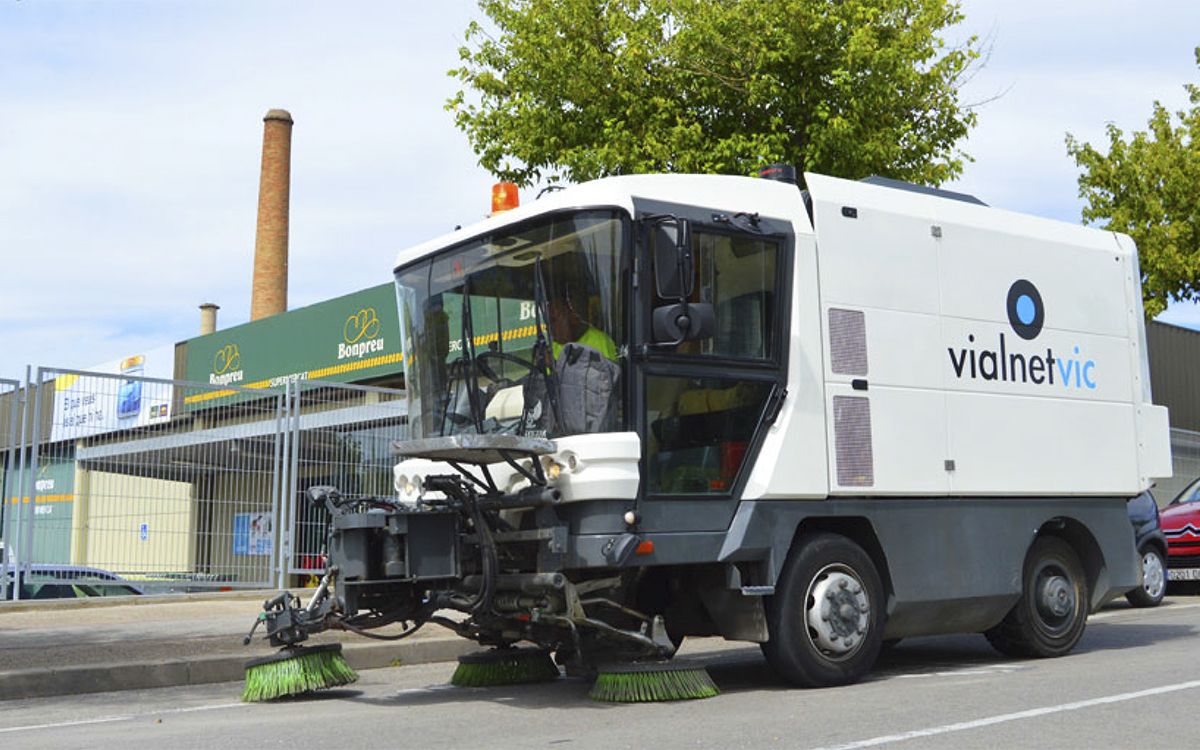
[985,536,1088,658]
[1125,546,1166,608]
[761,533,884,687]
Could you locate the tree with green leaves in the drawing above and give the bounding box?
[1067,48,1200,319]
[448,0,980,187]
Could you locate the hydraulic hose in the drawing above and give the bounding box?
[466,492,498,615]
[333,617,426,641]
[421,472,500,617]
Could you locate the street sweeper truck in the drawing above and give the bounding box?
[242,166,1171,702]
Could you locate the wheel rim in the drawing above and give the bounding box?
[1032,561,1078,638]
[1141,551,1165,600]
[804,564,870,661]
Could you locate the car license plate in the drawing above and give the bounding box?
[1167,567,1200,581]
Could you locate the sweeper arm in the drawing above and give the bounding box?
[242,485,443,651]
[242,577,335,648]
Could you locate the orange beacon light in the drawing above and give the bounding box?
[491,182,519,214]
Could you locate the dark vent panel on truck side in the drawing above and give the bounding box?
[829,308,868,376]
[833,395,874,487]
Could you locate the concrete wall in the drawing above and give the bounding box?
[75,470,194,574]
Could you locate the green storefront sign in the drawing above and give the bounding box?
[441,292,544,364]
[183,284,403,408]
[3,456,75,564]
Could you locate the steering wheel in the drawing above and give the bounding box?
[474,350,540,382]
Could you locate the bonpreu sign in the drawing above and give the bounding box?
[183,284,403,408]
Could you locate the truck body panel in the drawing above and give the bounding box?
[802,172,1168,498]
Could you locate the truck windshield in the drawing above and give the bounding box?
[395,211,626,440]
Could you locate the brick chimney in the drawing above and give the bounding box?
[250,108,293,321]
[199,302,219,335]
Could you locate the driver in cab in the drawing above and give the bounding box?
[547,296,617,362]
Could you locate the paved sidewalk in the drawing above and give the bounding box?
[0,591,473,701]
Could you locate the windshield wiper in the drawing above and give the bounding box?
[459,276,485,433]
[530,255,562,435]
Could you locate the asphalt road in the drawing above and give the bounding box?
[3,595,1198,750]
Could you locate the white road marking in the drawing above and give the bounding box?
[894,665,1022,680]
[0,701,248,734]
[0,717,131,734]
[156,702,248,715]
[1091,601,1200,620]
[809,679,1200,750]
[392,684,459,697]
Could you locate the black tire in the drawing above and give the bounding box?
[761,533,885,687]
[1125,546,1166,608]
[985,536,1089,658]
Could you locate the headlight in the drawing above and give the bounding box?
[541,457,563,481]
[397,474,423,504]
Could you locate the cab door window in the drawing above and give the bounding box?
[650,230,778,360]
[644,226,783,496]
[647,375,773,494]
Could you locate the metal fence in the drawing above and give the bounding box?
[1,367,406,600]
[285,381,408,579]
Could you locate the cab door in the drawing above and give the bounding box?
[632,201,792,533]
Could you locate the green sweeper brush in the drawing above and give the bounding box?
[451,647,561,687]
[242,643,358,702]
[589,661,719,703]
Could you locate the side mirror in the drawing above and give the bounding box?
[652,302,715,344]
[652,218,693,299]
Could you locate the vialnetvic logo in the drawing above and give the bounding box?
[947,280,1097,390]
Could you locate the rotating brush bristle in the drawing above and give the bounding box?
[242,643,358,702]
[451,647,561,687]
[589,661,719,703]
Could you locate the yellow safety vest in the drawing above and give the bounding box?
[552,326,618,362]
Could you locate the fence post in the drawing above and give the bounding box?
[25,369,45,574]
[19,368,46,599]
[11,368,30,600]
[1,378,20,600]
[284,381,303,589]
[0,389,6,599]
[274,382,290,590]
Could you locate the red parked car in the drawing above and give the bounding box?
[1162,477,1200,583]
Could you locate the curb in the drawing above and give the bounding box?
[0,635,477,702]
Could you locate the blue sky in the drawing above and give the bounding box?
[1,0,1198,378]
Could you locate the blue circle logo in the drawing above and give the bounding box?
[1015,295,1036,324]
[1006,280,1044,340]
